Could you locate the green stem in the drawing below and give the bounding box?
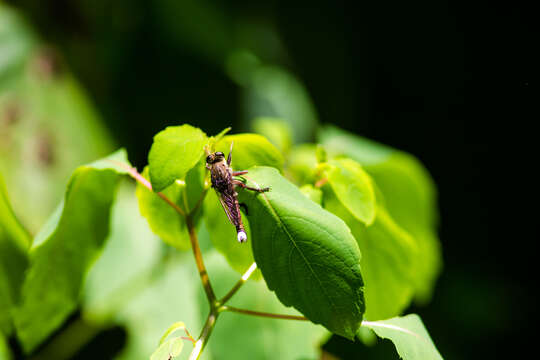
[186,214,216,303]
[189,310,219,360]
[222,306,308,321]
[219,262,258,305]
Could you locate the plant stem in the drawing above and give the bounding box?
[186,214,216,303]
[111,161,186,216]
[222,306,308,321]
[219,262,258,305]
[189,310,219,360]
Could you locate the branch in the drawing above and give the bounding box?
[186,215,216,303]
[219,262,258,305]
[222,306,308,321]
[110,161,186,216]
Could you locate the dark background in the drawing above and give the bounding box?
[6,0,531,358]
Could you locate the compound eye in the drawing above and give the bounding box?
[216,152,224,157]
[206,155,212,163]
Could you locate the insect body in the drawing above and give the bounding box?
[205,142,270,242]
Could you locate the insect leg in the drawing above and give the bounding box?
[227,141,234,166]
[233,179,270,193]
[232,170,248,176]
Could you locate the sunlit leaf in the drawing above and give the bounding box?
[251,117,293,154]
[319,125,442,303]
[150,337,184,360]
[323,187,417,320]
[148,125,208,192]
[215,134,283,172]
[237,167,364,339]
[286,144,318,185]
[362,314,443,360]
[325,158,376,225]
[0,173,30,336]
[12,149,128,353]
[136,167,191,251]
[0,333,12,360]
[299,184,322,205]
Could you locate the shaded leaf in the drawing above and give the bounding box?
[136,167,191,251]
[148,125,207,192]
[325,158,376,225]
[12,149,128,353]
[362,314,443,360]
[215,134,283,172]
[323,187,417,320]
[237,167,364,339]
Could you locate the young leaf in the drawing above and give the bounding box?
[150,321,187,360]
[148,125,207,192]
[237,167,365,339]
[0,174,30,336]
[323,187,418,320]
[325,158,376,225]
[136,167,191,251]
[150,337,184,360]
[203,191,261,280]
[215,134,284,172]
[12,149,129,353]
[362,314,443,360]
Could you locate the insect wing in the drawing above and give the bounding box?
[215,190,237,226]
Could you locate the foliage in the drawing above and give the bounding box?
[0,4,444,359]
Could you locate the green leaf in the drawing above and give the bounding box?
[323,187,418,320]
[136,167,191,251]
[237,167,365,339]
[203,191,261,280]
[203,251,329,360]
[325,158,376,225]
[364,153,441,303]
[150,337,184,360]
[362,314,443,360]
[251,117,293,154]
[158,322,186,345]
[0,332,12,360]
[12,149,128,353]
[148,125,208,192]
[286,144,318,185]
[319,125,442,303]
[299,184,322,205]
[0,173,30,336]
[215,134,284,172]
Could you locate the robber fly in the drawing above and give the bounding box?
[205,142,270,243]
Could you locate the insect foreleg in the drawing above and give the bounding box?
[233,179,270,193]
[232,170,248,176]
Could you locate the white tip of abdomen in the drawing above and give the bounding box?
[237,231,247,243]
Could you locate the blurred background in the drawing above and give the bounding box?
[0,0,529,359]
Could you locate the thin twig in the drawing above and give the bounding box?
[222,306,308,321]
[189,311,219,360]
[108,160,186,216]
[219,262,258,305]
